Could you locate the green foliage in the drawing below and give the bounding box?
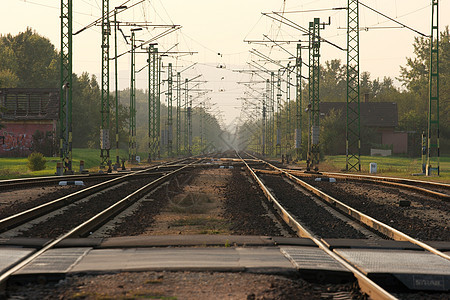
[324,155,450,182]
[0,28,58,88]
[27,152,46,171]
[320,109,345,155]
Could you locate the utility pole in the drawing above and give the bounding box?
[167,63,173,157]
[60,0,73,174]
[295,44,302,161]
[188,93,192,155]
[346,0,361,172]
[128,29,140,162]
[307,18,323,171]
[100,0,111,170]
[276,69,282,157]
[265,78,271,156]
[200,102,204,153]
[157,54,162,159]
[426,0,440,176]
[262,90,266,157]
[286,64,291,156]
[113,5,127,167]
[176,72,181,156]
[184,78,189,155]
[148,45,158,161]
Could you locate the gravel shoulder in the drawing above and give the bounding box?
[7,271,364,300]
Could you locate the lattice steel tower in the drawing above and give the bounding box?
[148,45,159,161]
[276,70,282,157]
[128,31,137,162]
[346,0,361,171]
[176,72,181,156]
[167,63,173,157]
[60,0,73,174]
[100,0,111,168]
[307,18,321,171]
[295,44,302,160]
[426,0,440,176]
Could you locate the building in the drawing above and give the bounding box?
[320,102,408,155]
[0,88,59,157]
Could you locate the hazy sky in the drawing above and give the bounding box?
[2,0,449,126]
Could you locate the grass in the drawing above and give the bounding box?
[321,155,450,183]
[0,148,149,180]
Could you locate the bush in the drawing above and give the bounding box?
[27,152,47,171]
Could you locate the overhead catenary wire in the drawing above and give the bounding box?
[359,1,429,37]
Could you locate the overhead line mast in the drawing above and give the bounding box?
[60,0,73,174]
[346,0,361,172]
[426,0,440,176]
[100,0,111,170]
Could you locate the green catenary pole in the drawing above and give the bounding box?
[295,44,302,160]
[308,18,321,171]
[346,0,361,172]
[167,63,173,157]
[60,0,73,174]
[426,0,440,176]
[129,31,136,162]
[114,8,120,166]
[176,72,181,156]
[100,0,111,169]
[148,45,158,161]
[184,78,189,155]
[276,69,282,157]
[286,64,291,156]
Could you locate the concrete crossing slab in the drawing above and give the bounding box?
[336,249,450,291]
[0,247,34,273]
[70,247,294,273]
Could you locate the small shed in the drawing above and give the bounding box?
[0,88,59,157]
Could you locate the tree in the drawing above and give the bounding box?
[0,28,58,88]
[399,27,450,154]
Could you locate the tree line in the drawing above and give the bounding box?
[239,27,449,157]
[0,28,226,156]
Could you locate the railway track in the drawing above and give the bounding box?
[0,158,198,287]
[239,152,450,299]
[1,152,449,299]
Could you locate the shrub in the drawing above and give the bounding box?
[27,152,47,171]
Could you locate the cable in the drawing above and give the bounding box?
[359,1,428,37]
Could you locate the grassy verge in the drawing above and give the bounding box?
[321,155,450,183]
[0,148,146,180]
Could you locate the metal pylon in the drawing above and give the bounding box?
[262,90,266,157]
[60,0,73,174]
[265,79,271,156]
[426,0,440,176]
[128,31,137,162]
[100,0,111,169]
[167,63,173,157]
[184,79,188,155]
[286,64,291,154]
[307,18,321,171]
[176,72,181,156]
[276,69,282,157]
[295,44,302,160]
[148,45,159,161]
[346,0,361,172]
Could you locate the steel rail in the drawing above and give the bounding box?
[0,158,190,232]
[0,160,196,288]
[283,169,450,201]
[0,158,191,190]
[238,154,397,300]
[250,157,450,262]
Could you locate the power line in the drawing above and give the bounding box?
[359,1,428,37]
